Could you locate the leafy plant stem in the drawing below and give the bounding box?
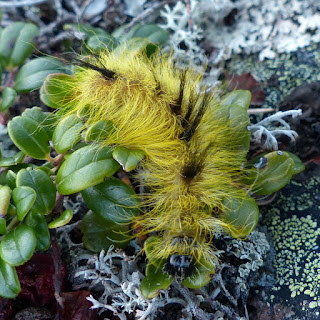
[45,154,56,163]
[51,154,65,172]
[6,216,19,233]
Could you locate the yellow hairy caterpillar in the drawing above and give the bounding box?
[48,47,300,296]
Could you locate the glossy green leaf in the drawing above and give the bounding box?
[48,209,73,229]
[87,33,118,53]
[132,24,169,46]
[6,170,16,189]
[182,258,215,289]
[81,211,130,252]
[84,119,115,142]
[221,90,251,110]
[0,22,39,67]
[286,151,305,174]
[141,261,173,299]
[22,107,57,140]
[52,114,83,153]
[7,204,16,220]
[64,23,106,37]
[0,63,2,86]
[114,24,169,45]
[0,185,11,217]
[14,57,66,93]
[40,73,76,109]
[113,38,151,56]
[112,147,145,172]
[56,145,120,195]
[0,218,6,235]
[16,169,56,214]
[0,87,17,111]
[221,195,259,238]
[12,186,36,221]
[7,116,50,160]
[39,85,58,109]
[22,106,48,123]
[216,91,251,155]
[0,151,25,167]
[0,257,20,298]
[82,177,138,224]
[0,224,36,266]
[25,212,50,251]
[245,151,295,195]
[144,236,161,263]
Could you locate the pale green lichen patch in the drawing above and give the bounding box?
[269,213,320,302]
[262,176,320,316]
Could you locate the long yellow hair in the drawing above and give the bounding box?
[54,48,252,267]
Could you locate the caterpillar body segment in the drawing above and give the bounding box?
[54,49,257,283]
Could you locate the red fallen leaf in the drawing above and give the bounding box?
[0,112,8,125]
[225,72,266,106]
[16,252,66,306]
[304,155,320,165]
[0,297,13,320]
[60,291,98,320]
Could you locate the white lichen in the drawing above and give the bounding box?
[160,0,320,62]
[248,109,302,150]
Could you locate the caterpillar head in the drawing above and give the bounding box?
[164,254,195,278]
[144,234,217,278]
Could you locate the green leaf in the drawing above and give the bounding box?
[131,24,169,45]
[0,224,36,266]
[182,258,215,289]
[113,24,169,45]
[0,257,20,298]
[245,151,295,195]
[52,114,83,153]
[221,195,259,238]
[141,261,173,299]
[48,209,73,229]
[7,116,50,160]
[22,106,49,123]
[0,151,25,167]
[84,119,115,142]
[0,22,39,67]
[14,57,66,93]
[221,90,251,110]
[216,91,251,155]
[12,186,36,221]
[25,212,50,251]
[113,38,151,56]
[113,24,169,57]
[82,177,138,224]
[112,146,145,172]
[22,107,57,140]
[56,145,120,195]
[16,169,56,215]
[40,73,76,108]
[7,204,16,220]
[144,236,161,263]
[87,33,118,53]
[0,218,6,235]
[0,185,11,217]
[9,24,39,67]
[64,23,106,37]
[0,87,17,111]
[81,210,130,252]
[286,151,305,174]
[6,170,16,189]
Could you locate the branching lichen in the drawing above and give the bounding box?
[248,109,302,150]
